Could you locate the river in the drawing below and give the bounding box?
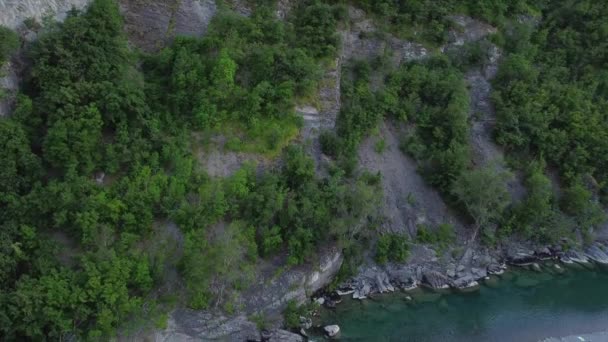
[316,265,608,341]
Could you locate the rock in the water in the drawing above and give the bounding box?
[299,316,312,330]
[314,297,325,306]
[422,270,450,289]
[506,248,537,265]
[453,275,479,289]
[531,263,542,272]
[324,324,341,338]
[487,263,506,275]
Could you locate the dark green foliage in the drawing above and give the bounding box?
[389,57,471,193]
[416,223,456,248]
[0,26,19,65]
[452,163,512,237]
[283,300,307,330]
[493,0,608,235]
[375,233,409,264]
[353,0,541,45]
[293,1,345,58]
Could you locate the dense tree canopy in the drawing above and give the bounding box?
[1,0,607,339]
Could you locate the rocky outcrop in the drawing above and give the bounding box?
[422,270,451,289]
[584,244,608,264]
[0,0,90,29]
[241,247,343,315]
[0,61,20,117]
[120,0,217,52]
[341,6,427,64]
[154,310,303,341]
[358,121,465,235]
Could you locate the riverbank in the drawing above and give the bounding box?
[312,266,608,341]
[320,240,608,307]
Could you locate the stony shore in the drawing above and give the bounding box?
[314,240,608,308]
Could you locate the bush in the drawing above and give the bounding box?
[0,26,19,65]
[375,234,410,264]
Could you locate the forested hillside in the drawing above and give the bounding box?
[0,0,606,339]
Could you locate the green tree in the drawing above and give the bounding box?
[452,163,513,241]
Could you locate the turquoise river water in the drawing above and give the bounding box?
[316,266,608,341]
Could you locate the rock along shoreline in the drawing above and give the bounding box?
[314,240,608,308]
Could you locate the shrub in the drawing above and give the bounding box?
[376,234,410,264]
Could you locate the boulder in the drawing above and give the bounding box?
[375,272,395,293]
[535,247,552,259]
[422,270,450,289]
[353,280,371,300]
[299,316,312,330]
[506,248,537,265]
[487,263,506,275]
[471,267,487,278]
[324,325,341,338]
[453,275,479,290]
[446,264,456,278]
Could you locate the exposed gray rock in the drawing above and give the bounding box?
[565,250,590,264]
[120,0,217,52]
[265,329,305,342]
[375,272,395,293]
[241,247,343,315]
[471,267,487,278]
[585,244,608,264]
[445,15,497,47]
[506,248,537,265]
[0,0,91,29]
[358,121,464,234]
[324,324,340,338]
[422,270,450,289]
[0,60,20,117]
[299,316,312,330]
[488,263,507,275]
[446,264,456,278]
[155,311,261,341]
[453,275,479,289]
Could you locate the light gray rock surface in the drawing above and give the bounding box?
[0,0,90,29]
[120,0,217,52]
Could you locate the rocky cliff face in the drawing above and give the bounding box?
[0,0,90,29]
[120,0,216,52]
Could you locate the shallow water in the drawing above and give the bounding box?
[318,267,608,341]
